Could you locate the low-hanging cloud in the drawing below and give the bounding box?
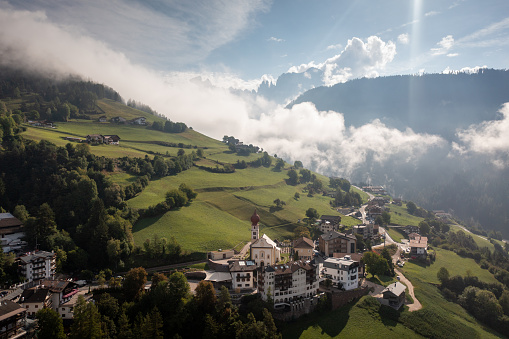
[0,5,451,179]
[453,103,509,167]
[288,36,396,86]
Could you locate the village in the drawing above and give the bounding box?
[0,184,440,338]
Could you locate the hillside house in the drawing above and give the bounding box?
[98,116,107,122]
[85,134,104,143]
[409,235,428,258]
[322,255,359,290]
[320,215,341,226]
[0,213,26,253]
[17,251,56,282]
[319,231,356,257]
[103,135,121,145]
[20,288,52,317]
[131,117,147,125]
[293,237,314,261]
[258,261,319,305]
[0,300,26,338]
[366,205,383,219]
[381,282,406,309]
[111,116,127,124]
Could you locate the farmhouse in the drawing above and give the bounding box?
[103,135,121,145]
[98,116,107,122]
[381,282,406,309]
[409,235,428,258]
[111,116,127,124]
[131,117,147,125]
[85,134,104,143]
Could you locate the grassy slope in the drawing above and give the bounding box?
[19,98,353,254]
[284,248,501,338]
[388,203,425,226]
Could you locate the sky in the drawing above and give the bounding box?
[1,0,509,177]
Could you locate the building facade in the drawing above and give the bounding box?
[322,255,359,290]
[258,261,319,305]
[293,237,314,261]
[229,260,257,292]
[0,213,26,253]
[319,231,356,257]
[18,251,56,282]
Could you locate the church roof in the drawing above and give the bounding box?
[251,234,280,250]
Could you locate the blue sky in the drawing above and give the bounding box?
[3,0,509,86]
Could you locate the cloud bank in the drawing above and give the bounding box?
[287,36,397,86]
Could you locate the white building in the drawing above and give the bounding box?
[322,255,359,291]
[249,210,281,267]
[258,261,319,305]
[229,260,257,292]
[0,213,26,253]
[17,251,56,282]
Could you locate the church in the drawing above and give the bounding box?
[249,210,281,267]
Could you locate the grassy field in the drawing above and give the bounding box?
[386,227,407,242]
[448,224,505,252]
[282,248,502,338]
[388,203,425,226]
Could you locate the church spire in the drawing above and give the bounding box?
[251,209,260,241]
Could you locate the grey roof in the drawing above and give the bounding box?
[382,282,406,296]
[321,231,356,241]
[323,257,359,270]
[229,260,257,272]
[0,300,25,321]
[20,288,51,303]
[18,250,55,263]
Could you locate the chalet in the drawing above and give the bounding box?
[0,213,26,253]
[392,198,402,206]
[318,220,336,233]
[111,116,127,124]
[85,134,104,143]
[131,117,147,125]
[103,135,121,145]
[98,116,107,122]
[17,251,56,282]
[293,237,314,261]
[0,300,26,338]
[229,260,257,292]
[259,261,319,304]
[319,231,356,257]
[409,235,428,258]
[322,255,360,290]
[381,282,406,309]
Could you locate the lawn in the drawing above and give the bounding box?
[388,203,424,226]
[386,227,407,243]
[282,248,502,338]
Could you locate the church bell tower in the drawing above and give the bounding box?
[251,210,260,241]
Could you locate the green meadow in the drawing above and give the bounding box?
[388,203,425,226]
[282,248,501,338]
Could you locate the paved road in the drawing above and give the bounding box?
[391,247,422,312]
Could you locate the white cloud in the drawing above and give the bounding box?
[431,35,454,55]
[326,44,343,50]
[398,33,409,45]
[457,17,509,48]
[243,102,444,176]
[268,36,284,42]
[453,103,509,167]
[447,53,459,57]
[425,11,439,17]
[288,36,396,86]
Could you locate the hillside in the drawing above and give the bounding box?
[4,87,364,257]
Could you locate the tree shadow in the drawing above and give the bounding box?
[132,214,165,232]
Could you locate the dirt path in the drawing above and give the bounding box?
[392,247,422,311]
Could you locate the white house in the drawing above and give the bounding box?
[17,251,56,282]
[259,261,319,305]
[229,260,257,292]
[322,255,360,290]
[249,211,281,267]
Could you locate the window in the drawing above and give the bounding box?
[35,305,38,308]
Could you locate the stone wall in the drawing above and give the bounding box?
[329,286,370,310]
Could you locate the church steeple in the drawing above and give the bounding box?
[251,209,260,241]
